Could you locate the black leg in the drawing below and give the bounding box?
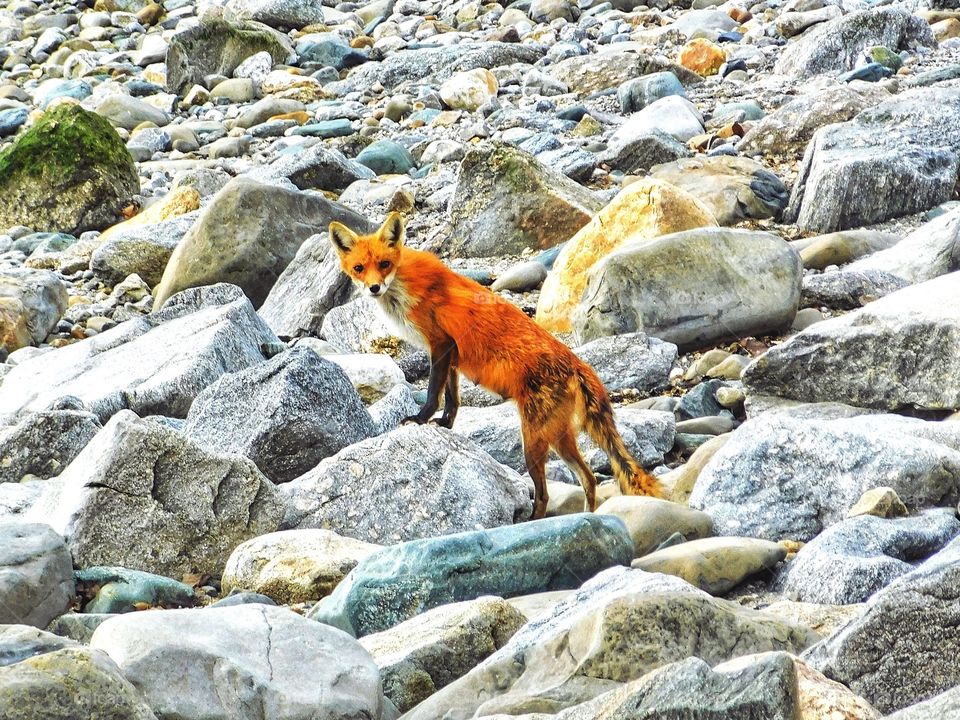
[404,338,456,425]
[436,365,460,428]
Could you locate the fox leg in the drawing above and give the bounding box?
[521,421,550,520]
[404,337,457,425]
[553,426,598,512]
[436,364,460,429]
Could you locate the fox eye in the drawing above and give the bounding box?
[379,260,392,270]
[353,264,364,273]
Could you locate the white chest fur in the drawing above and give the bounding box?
[376,282,428,349]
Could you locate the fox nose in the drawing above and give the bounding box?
[369,284,381,295]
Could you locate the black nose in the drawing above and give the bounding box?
[369,284,381,294]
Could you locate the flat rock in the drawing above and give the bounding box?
[280,424,531,544]
[596,495,713,557]
[90,604,388,720]
[800,268,909,310]
[309,514,635,637]
[0,522,74,629]
[743,273,960,411]
[546,49,700,96]
[775,509,960,604]
[572,227,802,351]
[0,408,101,483]
[28,410,284,577]
[0,284,278,421]
[221,529,381,604]
[360,596,526,713]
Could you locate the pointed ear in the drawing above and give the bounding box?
[380,212,405,249]
[329,222,357,255]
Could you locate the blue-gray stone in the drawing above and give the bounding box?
[618,71,686,114]
[535,242,565,270]
[677,379,728,420]
[407,108,441,125]
[517,132,562,155]
[0,108,27,138]
[457,268,495,285]
[12,232,76,255]
[76,567,198,614]
[309,514,635,637]
[47,613,116,643]
[719,58,748,78]
[556,104,588,122]
[776,509,960,604]
[356,139,415,175]
[34,79,92,110]
[717,30,743,42]
[291,119,355,138]
[297,37,367,70]
[209,591,278,607]
[0,626,79,667]
[125,79,165,97]
[839,62,894,83]
[713,101,765,124]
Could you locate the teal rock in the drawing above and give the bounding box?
[356,139,415,175]
[309,514,635,637]
[76,567,198,614]
[535,242,566,270]
[34,79,92,110]
[839,62,893,83]
[618,71,687,114]
[0,108,28,138]
[407,108,441,125]
[12,232,75,255]
[712,100,765,124]
[297,37,367,69]
[291,119,354,138]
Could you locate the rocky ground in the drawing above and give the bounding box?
[2,0,960,716]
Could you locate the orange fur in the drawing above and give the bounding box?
[330,213,664,519]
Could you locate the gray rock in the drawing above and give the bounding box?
[184,346,375,484]
[572,332,677,393]
[280,424,531,543]
[95,94,171,131]
[229,97,305,129]
[0,482,45,521]
[452,403,674,474]
[491,260,547,292]
[0,284,278,421]
[257,232,358,339]
[800,269,909,310]
[165,16,293,96]
[442,142,602,258]
[0,647,159,720]
[743,273,960,411]
[0,409,100,483]
[573,228,802,351]
[368,384,419,435]
[545,50,700,96]
[805,534,960,714]
[153,176,370,309]
[775,8,935,78]
[90,604,388,720]
[784,87,960,233]
[596,496,713,557]
[310,515,635,638]
[227,0,324,28]
[886,685,960,720]
[360,596,526,713]
[0,522,74,628]
[90,213,197,288]
[847,206,960,284]
[76,566,198,614]
[600,129,693,175]
[738,84,888,159]
[402,567,818,719]
[0,625,79,667]
[0,268,68,353]
[248,143,374,191]
[46,614,119,644]
[618,71,688,113]
[610,96,704,145]
[793,229,901,271]
[28,410,284,577]
[689,413,960,541]
[776,509,960,604]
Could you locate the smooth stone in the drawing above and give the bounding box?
[596,495,713,557]
[0,522,74,629]
[77,566,197,614]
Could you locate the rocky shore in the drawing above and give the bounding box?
[2,0,960,716]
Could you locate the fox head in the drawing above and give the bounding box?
[329,212,405,299]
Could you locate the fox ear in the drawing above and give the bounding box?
[329,222,356,255]
[380,212,405,248]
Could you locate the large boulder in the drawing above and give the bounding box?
[153,176,371,309]
[359,597,526,713]
[440,142,603,258]
[775,8,935,78]
[280,425,531,543]
[886,686,960,720]
[775,510,960,604]
[226,0,325,28]
[743,273,960,412]
[165,15,292,95]
[27,411,284,577]
[0,269,67,354]
[784,87,960,233]
[221,529,381,604]
[90,604,388,720]
[545,49,700,96]
[571,332,678,394]
[0,285,278,421]
[309,514,635,637]
[535,177,717,333]
[689,412,960,541]
[0,104,138,234]
[0,522,74,628]
[0,647,158,720]
[402,567,819,718]
[572,228,802,351]
[90,213,198,288]
[0,408,101,483]
[805,534,960,714]
[183,347,374,484]
[257,232,354,339]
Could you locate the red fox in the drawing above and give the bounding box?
[329,212,664,519]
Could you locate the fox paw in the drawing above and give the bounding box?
[401,415,426,425]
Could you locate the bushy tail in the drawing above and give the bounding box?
[577,364,664,499]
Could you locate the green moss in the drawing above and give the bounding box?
[0,104,134,188]
[489,145,539,194]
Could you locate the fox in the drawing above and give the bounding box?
[329,212,664,519]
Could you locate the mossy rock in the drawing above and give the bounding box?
[165,15,293,96]
[0,104,138,234]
